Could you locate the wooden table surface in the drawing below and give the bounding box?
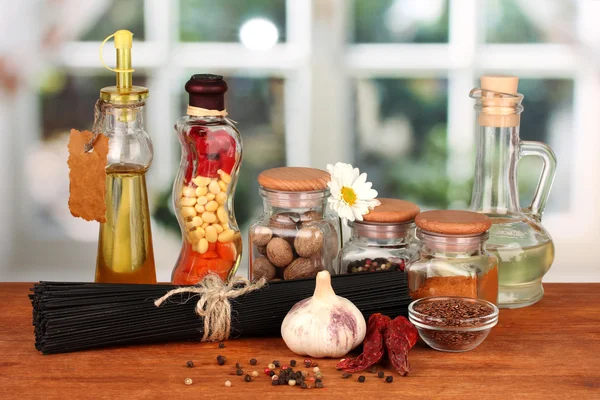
[0,283,599,399]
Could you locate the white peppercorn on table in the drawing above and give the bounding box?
[0,283,598,399]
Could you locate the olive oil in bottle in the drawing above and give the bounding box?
[95,163,156,283]
[93,30,156,283]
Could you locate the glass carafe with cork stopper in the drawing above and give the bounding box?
[94,30,156,283]
[171,75,243,285]
[339,198,420,274]
[469,75,557,308]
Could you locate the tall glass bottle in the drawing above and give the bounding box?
[94,30,156,283]
[171,75,243,284]
[469,75,556,308]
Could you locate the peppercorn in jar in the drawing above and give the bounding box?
[407,210,499,305]
[339,198,420,274]
[248,167,341,282]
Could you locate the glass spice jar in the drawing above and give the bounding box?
[171,75,243,285]
[248,167,341,282]
[407,210,499,305]
[339,199,420,274]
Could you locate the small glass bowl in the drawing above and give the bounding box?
[408,296,499,352]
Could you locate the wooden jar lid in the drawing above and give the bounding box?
[258,167,330,192]
[415,210,491,235]
[362,198,420,223]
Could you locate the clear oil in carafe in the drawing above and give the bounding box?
[485,216,554,305]
[95,163,156,283]
[468,76,557,308]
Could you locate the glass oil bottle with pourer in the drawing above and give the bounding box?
[94,30,156,283]
[469,76,556,308]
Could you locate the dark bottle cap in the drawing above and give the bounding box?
[185,74,228,110]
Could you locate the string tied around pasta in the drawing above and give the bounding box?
[154,274,267,342]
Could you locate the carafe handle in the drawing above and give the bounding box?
[518,141,557,221]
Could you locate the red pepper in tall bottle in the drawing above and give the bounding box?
[171,75,243,284]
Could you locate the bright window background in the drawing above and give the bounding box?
[0,0,598,283]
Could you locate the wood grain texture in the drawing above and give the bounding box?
[1,283,599,399]
[257,167,330,191]
[362,198,420,223]
[415,210,492,235]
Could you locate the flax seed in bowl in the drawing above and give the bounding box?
[408,296,499,352]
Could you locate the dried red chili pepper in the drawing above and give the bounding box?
[385,316,418,376]
[336,313,390,372]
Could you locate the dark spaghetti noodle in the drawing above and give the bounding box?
[30,271,410,354]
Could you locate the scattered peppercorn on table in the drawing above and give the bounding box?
[0,283,599,399]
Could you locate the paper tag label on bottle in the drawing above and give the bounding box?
[67,129,108,223]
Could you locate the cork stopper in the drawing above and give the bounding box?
[363,198,420,223]
[415,210,491,235]
[481,75,519,94]
[476,75,521,128]
[258,167,330,192]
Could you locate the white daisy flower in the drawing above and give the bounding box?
[326,162,380,222]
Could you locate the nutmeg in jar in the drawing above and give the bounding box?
[248,167,341,282]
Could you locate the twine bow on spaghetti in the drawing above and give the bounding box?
[154,274,266,342]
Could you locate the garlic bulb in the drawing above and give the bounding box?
[281,270,367,358]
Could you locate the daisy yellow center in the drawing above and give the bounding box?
[341,186,357,206]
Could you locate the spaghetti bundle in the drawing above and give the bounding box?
[30,271,411,354]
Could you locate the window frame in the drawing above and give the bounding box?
[5,0,599,282]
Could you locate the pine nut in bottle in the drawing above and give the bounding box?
[191,216,203,226]
[214,223,224,234]
[180,196,197,207]
[195,204,205,213]
[193,176,211,187]
[218,180,228,192]
[217,206,228,223]
[205,200,219,212]
[218,229,235,243]
[205,225,218,243]
[198,238,209,254]
[197,196,208,206]
[206,193,215,201]
[209,180,221,194]
[218,170,232,184]
[181,206,196,219]
[196,186,208,197]
[202,211,217,223]
[182,186,197,198]
[189,228,204,241]
[216,192,227,205]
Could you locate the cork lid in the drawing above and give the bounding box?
[475,75,522,128]
[481,75,519,94]
[258,167,330,192]
[415,210,491,235]
[362,198,420,223]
